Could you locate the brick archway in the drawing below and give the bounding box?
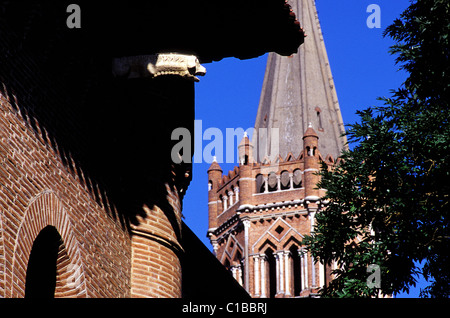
[9,190,87,298]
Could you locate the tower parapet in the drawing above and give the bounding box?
[207,0,346,297]
[207,128,336,297]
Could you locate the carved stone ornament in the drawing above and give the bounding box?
[112,53,206,82]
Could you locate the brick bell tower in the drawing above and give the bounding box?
[207,0,347,298]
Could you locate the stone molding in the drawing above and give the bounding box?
[113,53,206,82]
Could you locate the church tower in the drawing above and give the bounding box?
[207,0,346,297]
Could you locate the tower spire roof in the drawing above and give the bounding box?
[303,122,318,139]
[253,0,347,161]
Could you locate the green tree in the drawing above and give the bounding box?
[303,0,449,298]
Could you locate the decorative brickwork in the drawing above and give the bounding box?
[208,131,337,297]
[0,74,190,299]
[0,94,131,297]
[130,184,184,298]
[0,65,192,298]
[207,0,347,298]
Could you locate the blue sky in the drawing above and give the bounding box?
[183,0,426,297]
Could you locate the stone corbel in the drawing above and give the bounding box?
[112,53,206,82]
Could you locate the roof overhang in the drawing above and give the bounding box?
[85,0,305,62]
[1,0,304,63]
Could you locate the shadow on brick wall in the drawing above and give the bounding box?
[0,2,194,239]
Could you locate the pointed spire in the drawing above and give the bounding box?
[238,131,251,148]
[207,157,222,173]
[303,122,318,139]
[253,0,347,161]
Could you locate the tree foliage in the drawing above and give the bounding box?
[303,0,449,298]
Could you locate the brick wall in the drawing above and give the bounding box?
[0,0,304,299]
[0,93,131,297]
[0,8,197,297]
[130,184,184,298]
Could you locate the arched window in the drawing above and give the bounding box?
[316,108,323,131]
[265,248,277,298]
[25,226,62,298]
[280,170,290,190]
[255,174,265,193]
[289,245,302,297]
[229,187,234,206]
[293,169,302,188]
[267,172,277,192]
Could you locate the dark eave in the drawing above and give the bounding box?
[1,0,304,63]
[85,0,304,62]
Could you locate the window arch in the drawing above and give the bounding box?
[316,108,323,131]
[25,226,62,298]
[267,172,277,192]
[289,245,302,297]
[280,170,290,190]
[264,248,277,298]
[293,169,302,188]
[255,174,265,193]
[9,191,87,298]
